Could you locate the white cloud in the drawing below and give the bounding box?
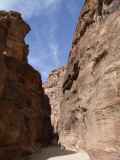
[0,0,62,19]
[49,43,59,66]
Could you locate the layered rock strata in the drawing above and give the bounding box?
[58,0,120,160]
[43,65,67,136]
[0,11,51,160]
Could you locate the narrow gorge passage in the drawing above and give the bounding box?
[0,0,120,160]
[43,0,120,160]
[19,145,90,160]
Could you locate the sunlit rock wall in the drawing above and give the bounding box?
[43,65,67,135]
[58,0,120,160]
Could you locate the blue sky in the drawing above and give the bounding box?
[0,0,85,82]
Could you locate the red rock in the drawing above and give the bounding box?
[58,0,120,160]
[0,11,52,160]
[3,11,30,62]
[43,65,67,142]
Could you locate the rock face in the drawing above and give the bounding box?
[43,65,67,136]
[58,0,120,160]
[0,11,30,62]
[0,11,51,160]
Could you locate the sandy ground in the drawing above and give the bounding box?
[19,145,90,160]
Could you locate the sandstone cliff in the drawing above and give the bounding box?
[43,65,67,137]
[58,0,120,160]
[0,11,51,160]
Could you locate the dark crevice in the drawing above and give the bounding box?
[15,103,24,109]
[80,20,95,38]
[63,79,73,94]
[63,61,80,93]
[104,0,114,6]
[93,50,108,70]
[81,10,90,18]
[72,61,80,81]
[72,89,78,94]
[98,0,104,17]
[82,107,88,112]
[103,1,120,21]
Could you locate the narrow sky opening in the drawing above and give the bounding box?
[0,0,85,82]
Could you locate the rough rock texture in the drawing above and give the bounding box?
[58,0,120,160]
[0,11,51,160]
[1,11,30,62]
[43,65,67,135]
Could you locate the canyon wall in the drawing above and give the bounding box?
[43,65,67,137]
[58,0,120,160]
[0,11,51,160]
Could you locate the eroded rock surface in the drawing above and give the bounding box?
[0,11,51,160]
[58,0,120,160]
[43,65,67,136]
[1,11,30,62]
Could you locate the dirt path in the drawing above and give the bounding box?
[19,145,90,160]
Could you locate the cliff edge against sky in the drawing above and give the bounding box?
[0,0,120,160]
[57,0,120,160]
[0,11,52,160]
